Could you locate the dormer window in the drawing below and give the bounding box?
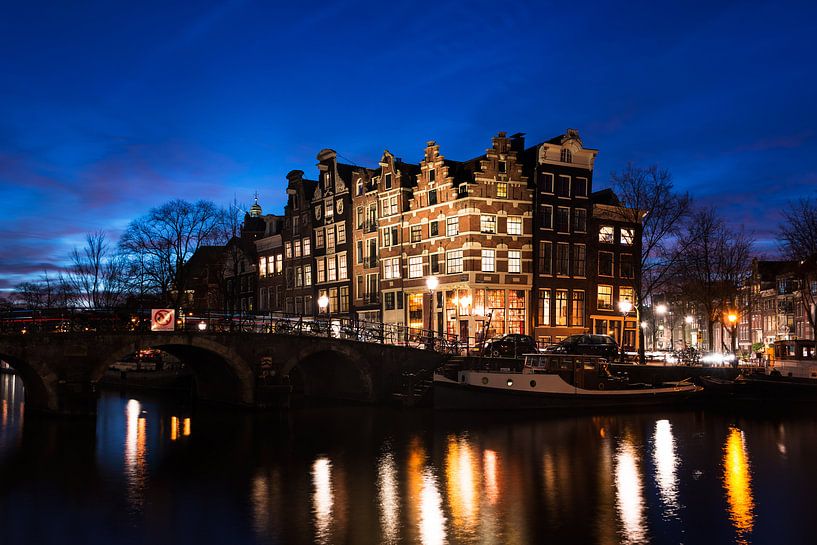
[356,178,363,196]
[560,149,572,163]
[385,173,392,189]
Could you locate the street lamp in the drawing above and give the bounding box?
[318,293,330,334]
[618,299,633,363]
[727,312,738,354]
[684,315,694,348]
[425,276,438,345]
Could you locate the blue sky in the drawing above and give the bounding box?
[2,0,816,292]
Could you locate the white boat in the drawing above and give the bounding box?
[434,353,701,410]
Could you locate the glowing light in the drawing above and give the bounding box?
[420,468,447,545]
[124,399,147,514]
[723,427,755,544]
[483,449,500,505]
[618,300,633,314]
[445,435,478,536]
[426,276,439,291]
[615,437,647,544]
[198,321,207,331]
[183,417,191,436]
[653,420,680,518]
[377,449,400,544]
[311,457,334,544]
[685,315,693,324]
[655,304,667,315]
[170,416,178,441]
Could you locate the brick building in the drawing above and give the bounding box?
[283,170,317,315]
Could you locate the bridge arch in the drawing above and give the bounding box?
[0,346,59,413]
[98,335,256,406]
[281,343,374,402]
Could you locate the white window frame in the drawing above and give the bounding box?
[408,255,423,278]
[481,249,495,272]
[507,216,522,235]
[508,250,521,274]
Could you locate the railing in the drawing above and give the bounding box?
[0,308,461,355]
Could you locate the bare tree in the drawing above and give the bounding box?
[609,163,693,359]
[673,207,755,350]
[65,231,129,308]
[778,197,817,341]
[119,199,224,306]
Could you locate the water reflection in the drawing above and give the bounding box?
[169,415,191,441]
[445,435,478,537]
[615,435,648,545]
[251,468,283,542]
[420,467,447,545]
[311,457,334,544]
[653,419,680,518]
[377,448,400,544]
[723,426,755,544]
[0,374,23,455]
[124,398,147,514]
[483,449,499,505]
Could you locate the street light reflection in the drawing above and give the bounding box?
[445,435,478,535]
[311,457,334,544]
[615,436,647,544]
[377,449,400,544]
[420,467,447,545]
[723,427,755,545]
[483,449,499,505]
[124,399,147,514]
[653,420,680,518]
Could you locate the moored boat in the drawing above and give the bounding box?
[434,353,701,410]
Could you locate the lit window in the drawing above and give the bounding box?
[327,256,337,281]
[315,229,324,248]
[621,228,635,245]
[446,216,459,236]
[480,215,497,234]
[317,259,325,283]
[338,253,348,280]
[304,264,312,286]
[336,223,346,244]
[597,285,613,310]
[508,250,521,273]
[599,226,614,243]
[384,257,401,280]
[447,250,463,273]
[285,242,292,258]
[481,249,495,272]
[410,225,422,243]
[409,256,423,278]
[619,287,634,305]
[507,217,522,235]
[496,182,507,198]
[303,237,311,256]
[259,257,267,277]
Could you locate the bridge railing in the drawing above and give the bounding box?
[0,308,463,355]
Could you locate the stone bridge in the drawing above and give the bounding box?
[0,332,446,416]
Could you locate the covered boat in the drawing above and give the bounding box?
[434,353,701,410]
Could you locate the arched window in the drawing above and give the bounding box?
[560,149,572,163]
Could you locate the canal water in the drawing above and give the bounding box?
[1,372,816,545]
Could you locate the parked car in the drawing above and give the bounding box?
[483,334,537,358]
[543,334,619,360]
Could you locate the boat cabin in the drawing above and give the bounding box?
[523,353,627,390]
[771,340,817,379]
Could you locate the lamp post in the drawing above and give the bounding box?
[655,304,667,350]
[426,276,438,334]
[318,294,330,336]
[618,299,633,363]
[684,315,693,348]
[727,312,738,354]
